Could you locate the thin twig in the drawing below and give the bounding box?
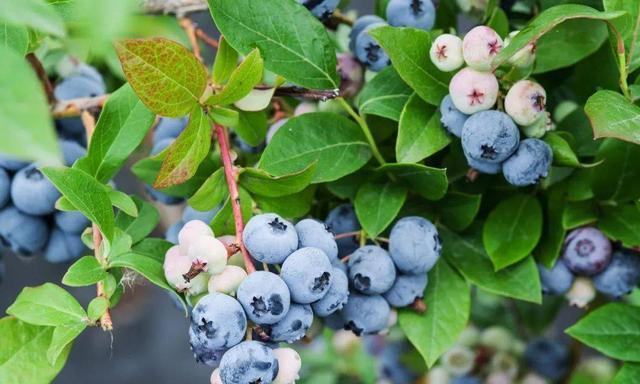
[52,95,109,118]
[142,0,208,16]
[92,226,113,331]
[334,231,361,240]
[195,28,219,49]
[270,86,340,101]
[214,123,256,274]
[26,53,56,105]
[178,17,202,62]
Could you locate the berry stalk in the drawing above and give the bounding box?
[214,123,256,274]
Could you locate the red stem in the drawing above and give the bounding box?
[214,124,256,274]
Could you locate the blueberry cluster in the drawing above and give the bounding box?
[431,26,554,186]
[350,0,436,71]
[538,226,640,307]
[296,0,339,20]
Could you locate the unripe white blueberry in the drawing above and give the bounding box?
[520,373,548,384]
[480,326,512,352]
[457,325,480,347]
[187,272,210,296]
[505,80,547,126]
[210,368,222,384]
[208,265,248,295]
[187,236,227,274]
[430,34,464,72]
[505,31,536,68]
[486,372,513,384]
[234,88,276,112]
[294,102,318,116]
[163,245,191,291]
[427,366,451,384]
[273,348,302,384]
[462,26,503,71]
[332,330,360,353]
[441,345,475,376]
[489,352,519,378]
[449,68,499,114]
[565,277,596,308]
[522,112,552,138]
[178,220,214,254]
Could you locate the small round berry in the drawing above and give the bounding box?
[281,247,333,303]
[480,326,513,352]
[524,338,570,381]
[312,267,349,316]
[440,94,469,137]
[461,110,520,164]
[462,26,503,71]
[355,23,390,72]
[505,80,547,126]
[188,273,211,296]
[502,138,552,186]
[538,261,575,295]
[187,236,227,274]
[11,164,61,216]
[237,271,291,325]
[297,0,339,20]
[565,277,596,308]
[430,34,464,72]
[190,293,247,350]
[163,245,191,291]
[562,227,612,276]
[295,218,339,263]
[0,205,49,255]
[349,15,385,52]
[521,113,552,139]
[268,303,313,343]
[338,53,364,98]
[467,155,502,175]
[178,220,214,254]
[325,204,361,257]
[54,210,90,234]
[593,250,640,298]
[273,348,302,384]
[383,273,428,307]
[386,0,436,31]
[427,367,451,384]
[219,341,279,384]
[208,265,247,295]
[505,30,536,68]
[165,220,184,244]
[243,213,298,264]
[189,328,226,367]
[342,293,390,335]
[449,68,499,114]
[348,245,397,294]
[441,345,475,376]
[43,228,87,263]
[210,368,222,384]
[389,216,442,274]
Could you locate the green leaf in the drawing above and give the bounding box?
[47,323,85,366]
[62,256,106,287]
[493,4,625,69]
[399,261,470,367]
[558,108,600,157]
[259,113,372,183]
[209,105,239,127]
[357,67,413,121]
[535,186,566,268]
[115,37,207,117]
[355,181,407,237]
[207,49,263,106]
[370,26,451,106]
[0,22,29,54]
[483,195,543,270]
[599,204,640,247]
[240,163,316,197]
[87,297,110,322]
[604,0,640,73]
[376,163,448,201]
[208,0,339,90]
[614,363,640,384]
[154,107,212,189]
[566,303,640,361]
[396,94,450,163]
[254,186,316,219]
[562,200,597,230]
[108,190,138,218]
[211,188,253,235]
[75,84,155,182]
[585,90,640,145]
[132,238,173,262]
[439,192,482,231]
[544,132,580,167]
[114,197,160,243]
[188,168,227,211]
[232,110,268,147]
[487,7,509,37]
[590,138,640,202]
[7,283,87,326]
[533,19,608,74]
[0,46,60,165]
[441,226,542,303]
[0,318,70,384]
[42,166,115,242]
[0,0,65,37]
[212,36,239,85]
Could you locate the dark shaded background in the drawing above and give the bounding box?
[0,2,376,384]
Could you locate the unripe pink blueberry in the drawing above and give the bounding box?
[178,220,214,254]
[208,265,248,295]
[163,245,191,291]
[449,68,499,114]
[187,236,227,274]
[430,34,464,72]
[462,26,503,71]
[210,368,222,384]
[273,348,302,384]
[505,80,547,126]
[337,53,364,98]
[505,31,536,68]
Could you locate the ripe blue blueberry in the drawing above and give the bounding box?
[153,117,187,145]
[322,311,346,330]
[243,213,298,264]
[386,0,436,30]
[348,245,396,295]
[0,154,28,172]
[343,293,390,335]
[355,23,390,72]
[502,138,553,186]
[188,327,226,367]
[389,216,441,274]
[44,227,88,263]
[440,95,469,137]
[54,75,106,100]
[538,261,574,295]
[562,227,612,276]
[349,15,385,52]
[165,220,185,244]
[295,218,339,263]
[182,205,220,224]
[461,110,520,164]
[466,155,502,175]
[297,0,339,20]
[0,205,49,255]
[383,273,428,307]
[219,341,279,384]
[452,375,482,384]
[267,303,313,343]
[0,255,4,285]
[54,211,90,234]
[59,139,86,166]
[593,250,640,298]
[524,338,570,380]
[237,271,291,325]
[11,164,61,216]
[325,204,361,257]
[312,267,349,316]
[0,167,10,208]
[281,247,333,303]
[190,293,247,350]
[379,341,418,384]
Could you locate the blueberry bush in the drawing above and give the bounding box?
[1,0,640,383]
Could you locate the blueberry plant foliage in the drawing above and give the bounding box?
[2,0,640,382]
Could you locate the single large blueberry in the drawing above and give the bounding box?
[348,245,396,295]
[189,327,226,367]
[44,228,88,263]
[562,227,612,276]
[343,293,390,335]
[267,303,313,343]
[59,139,87,166]
[523,338,570,380]
[297,0,340,20]
[281,247,333,304]
[295,218,339,263]
[383,273,428,307]
[593,250,640,298]
[355,23,391,72]
[502,138,553,186]
[0,154,28,172]
[0,205,49,255]
[325,204,361,257]
[440,95,469,138]
[243,213,299,264]
[54,73,107,140]
[389,216,441,274]
[153,117,188,145]
[461,110,520,164]
[538,261,574,295]
[386,0,436,31]
[322,311,346,330]
[451,376,482,384]
[237,271,291,325]
[219,341,279,384]
[54,210,90,234]
[312,267,349,316]
[379,341,418,384]
[11,164,61,216]
[349,15,385,52]
[190,293,247,350]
